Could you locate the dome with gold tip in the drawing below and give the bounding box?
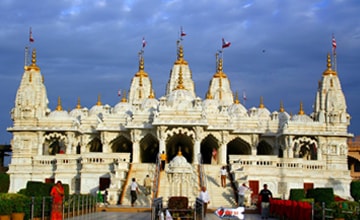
[69,97,88,119]
[89,95,110,116]
[113,90,132,115]
[48,97,70,118]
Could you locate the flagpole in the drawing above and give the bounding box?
[333,50,337,72]
[332,34,337,72]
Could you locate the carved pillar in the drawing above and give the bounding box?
[131,130,141,163]
[157,126,167,153]
[193,127,203,164]
[219,131,229,165]
[66,132,74,154]
[101,132,110,153]
[251,134,259,156]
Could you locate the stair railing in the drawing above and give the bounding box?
[152,152,161,199]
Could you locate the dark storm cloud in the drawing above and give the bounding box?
[0,0,360,143]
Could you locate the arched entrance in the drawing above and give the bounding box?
[257,140,273,155]
[227,137,251,162]
[89,137,103,152]
[110,136,133,162]
[200,135,219,164]
[140,134,159,163]
[166,134,194,163]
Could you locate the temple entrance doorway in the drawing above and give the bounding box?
[227,138,251,163]
[110,136,133,162]
[140,134,159,163]
[166,134,194,163]
[200,135,219,164]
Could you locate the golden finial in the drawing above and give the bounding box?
[279,100,284,112]
[28,49,40,71]
[206,90,213,99]
[175,44,188,65]
[259,96,264,109]
[323,53,337,76]
[121,90,127,102]
[298,101,305,115]
[76,97,81,109]
[56,96,63,111]
[176,66,185,90]
[177,147,182,156]
[213,58,227,78]
[135,53,148,77]
[96,94,102,106]
[234,91,240,104]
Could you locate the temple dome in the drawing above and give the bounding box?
[228,102,248,117]
[113,101,132,114]
[48,109,69,118]
[69,108,88,119]
[167,149,193,173]
[291,114,313,122]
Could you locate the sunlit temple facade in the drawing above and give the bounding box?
[7,39,353,200]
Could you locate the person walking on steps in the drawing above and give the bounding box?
[143,174,152,196]
[130,178,139,207]
[160,151,167,171]
[220,166,227,188]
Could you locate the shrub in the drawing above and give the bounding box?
[289,188,305,201]
[307,187,334,206]
[5,193,30,213]
[0,193,12,215]
[350,180,360,202]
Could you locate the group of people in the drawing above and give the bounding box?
[198,182,272,219]
[50,149,272,219]
[129,174,153,207]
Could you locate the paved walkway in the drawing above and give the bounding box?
[65,211,279,220]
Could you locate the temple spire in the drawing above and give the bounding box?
[279,100,285,113]
[56,97,63,111]
[234,91,240,104]
[27,49,40,71]
[96,94,102,106]
[121,90,127,103]
[323,53,337,76]
[298,101,305,115]
[76,97,81,109]
[259,96,265,109]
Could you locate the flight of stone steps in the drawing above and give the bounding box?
[120,163,237,209]
[120,163,157,207]
[202,164,237,208]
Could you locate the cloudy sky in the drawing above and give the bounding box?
[0,0,360,144]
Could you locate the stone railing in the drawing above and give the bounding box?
[229,155,326,173]
[81,153,130,165]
